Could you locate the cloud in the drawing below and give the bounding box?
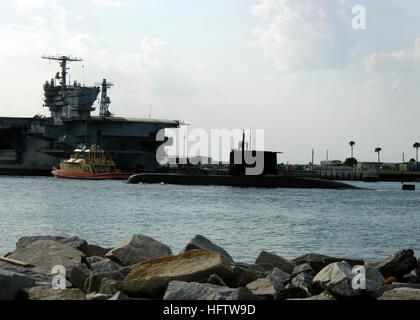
[252,0,354,71]
[364,38,420,90]
[91,0,123,7]
[13,0,50,9]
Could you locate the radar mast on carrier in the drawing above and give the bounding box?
[96,79,114,117]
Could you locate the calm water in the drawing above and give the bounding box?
[0,176,419,263]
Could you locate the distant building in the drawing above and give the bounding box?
[320,160,342,166]
[357,162,380,171]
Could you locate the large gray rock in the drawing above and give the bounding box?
[376,249,418,279]
[373,283,420,299]
[105,234,172,266]
[85,244,112,258]
[256,251,296,274]
[86,292,113,301]
[0,269,35,300]
[16,236,88,255]
[291,270,320,296]
[266,268,287,292]
[20,286,86,300]
[293,253,364,273]
[108,291,140,300]
[364,265,385,292]
[377,287,420,300]
[275,284,308,300]
[313,261,361,297]
[0,267,52,286]
[86,256,105,268]
[1,240,85,275]
[416,258,420,280]
[182,235,234,264]
[90,259,122,274]
[246,278,277,300]
[66,263,92,291]
[228,265,258,288]
[99,277,118,295]
[115,250,234,298]
[288,290,337,300]
[232,262,275,278]
[83,266,132,294]
[163,281,252,300]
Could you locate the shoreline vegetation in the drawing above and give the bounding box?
[0,234,419,301]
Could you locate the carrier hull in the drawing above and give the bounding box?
[0,116,181,176]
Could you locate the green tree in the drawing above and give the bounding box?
[375,147,382,164]
[413,142,420,162]
[349,141,355,158]
[344,157,358,167]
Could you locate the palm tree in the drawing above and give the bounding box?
[413,142,420,163]
[349,141,355,158]
[375,147,382,164]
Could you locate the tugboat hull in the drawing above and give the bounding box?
[52,167,133,180]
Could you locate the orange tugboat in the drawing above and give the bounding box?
[52,145,134,180]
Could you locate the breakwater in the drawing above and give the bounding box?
[1,234,419,300]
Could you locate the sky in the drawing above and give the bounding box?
[0,0,420,164]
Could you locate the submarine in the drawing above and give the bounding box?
[127,133,360,189]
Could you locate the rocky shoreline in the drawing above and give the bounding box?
[0,234,419,300]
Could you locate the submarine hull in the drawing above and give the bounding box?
[127,173,360,189]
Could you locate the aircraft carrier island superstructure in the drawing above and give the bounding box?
[0,55,183,176]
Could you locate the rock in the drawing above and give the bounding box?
[376,249,418,279]
[182,235,234,264]
[232,262,274,278]
[115,250,234,298]
[374,283,420,299]
[20,286,86,300]
[105,234,172,266]
[83,266,132,294]
[364,265,385,292]
[416,258,420,279]
[66,263,92,291]
[86,256,105,268]
[313,261,361,297]
[86,244,112,258]
[0,269,36,300]
[86,293,113,301]
[228,265,258,288]
[383,276,398,286]
[246,278,276,300]
[99,277,118,295]
[90,259,121,274]
[288,290,336,300]
[275,284,308,300]
[377,287,420,300]
[16,236,88,255]
[0,267,52,286]
[289,263,316,279]
[207,274,228,287]
[266,268,286,291]
[293,253,364,273]
[163,281,252,300]
[402,273,418,284]
[256,251,296,274]
[291,270,321,296]
[1,240,85,275]
[109,291,139,300]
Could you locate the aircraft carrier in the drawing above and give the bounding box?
[0,55,183,176]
